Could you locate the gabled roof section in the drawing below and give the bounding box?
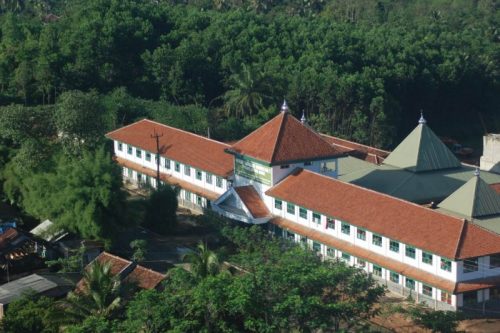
[229,112,346,165]
[234,186,270,218]
[383,123,460,172]
[106,119,233,177]
[438,173,500,218]
[265,169,500,259]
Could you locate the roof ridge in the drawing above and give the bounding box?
[298,169,464,223]
[133,264,167,277]
[231,113,282,148]
[269,113,287,163]
[99,251,132,265]
[453,219,467,259]
[141,119,231,147]
[320,133,389,154]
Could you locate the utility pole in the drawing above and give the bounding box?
[151,129,164,189]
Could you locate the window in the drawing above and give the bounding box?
[441,258,452,272]
[286,231,295,241]
[184,165,191,176]
[422,252,433,265]
[175,162,180,172]
[405,246,416,259]
[127,145,133,155]
[341,252,350,262]
[280,165,290,169]
[196,169,202,180]
[312,213,321,224]
[422,285,433,297]
[184,191,191,201]
[389,240,400,253]
[304,161,312,166]
[127,168,132,177]
[357,229,366,241]
[300,236,307,244]
[490,254,500,269]
[390,272,399,283]
[206,173,213,184]
[312,242,321,253]
[405,278,415,290]
[274,199,282,210]
[441,291,452,304]
[358,259,366,268]
[137,173,143,182]
[326,247,335,258]
[118,142,123,151]
[197,196,203,206]
[216,176,223,188]
[287,203,295,215]
[373,265,382,277]
[327,217,335,229]
[145,152,151,162]
[341,223,350,235]
[165,159,171,169]
[299,207,307,219]
[136,149,142,158]
[463,257,478,273]
[372,234,382,247]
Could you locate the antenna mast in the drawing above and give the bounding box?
[151,129,164,188]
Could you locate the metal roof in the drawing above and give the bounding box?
[438,173,500,218]
[0,274,73,305]
[383,123,461,172]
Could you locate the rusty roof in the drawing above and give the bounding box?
[229,112,347,165]
[106,119,233,177]
[234,186,270,218]
[490,183,500,195]
[266,169,500,259]
[123,265,166,290]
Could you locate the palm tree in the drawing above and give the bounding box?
[223,64,273,118]
[59,260,123,323]
[183,242,220,279]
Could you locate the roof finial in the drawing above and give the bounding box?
[281,99,289,113]
[418,110,427,125]
[300,110,307,124]
[474,166,480,177]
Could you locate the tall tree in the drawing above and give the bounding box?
[183,242,220,279]
[143,184,178,234]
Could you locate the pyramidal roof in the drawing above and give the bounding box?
[438,171,500,218]
[229,107,346,165]
[383,116,460,172]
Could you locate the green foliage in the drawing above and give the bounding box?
[120,289,171,333]
[143,185,178,234]
[20,146,126,244]
[183,242,220,279]
[408,304,463,333]
[64,316,115,333]
[0,293,58,333]
[130,239,148,263]
[46,245,85,273]
[55,90,113,155]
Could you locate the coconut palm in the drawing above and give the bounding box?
[59,260,123,323]
[183,242,220,279]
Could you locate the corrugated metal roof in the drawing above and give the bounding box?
[383,123,461,172]
[0,274,73,305]
[438,174,500,218]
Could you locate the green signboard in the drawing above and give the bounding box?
[235,158,272,186]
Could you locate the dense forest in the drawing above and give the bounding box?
[0,0,498,148]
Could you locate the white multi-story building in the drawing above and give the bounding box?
[107,102,500,311]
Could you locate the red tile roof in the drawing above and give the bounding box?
[234,186,270,218]
[95,252,131,276]
[266,169,500,259]
[321,134,389,164]
[229,112,347,165]
[0,229,21,250]
[490,183,500,195]
[272,217,499,294]
[123,265,166,290]
[106,119,233,177]
[116,157,220,201]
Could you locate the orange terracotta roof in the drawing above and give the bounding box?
[123,265,166,290]
[266,169,500,260]
[95,252,131,276]
[455,275,500,293]
[320,134,389,164]
[0,229,21,250]
[115,157,220,201]
[490,183,500,195]
[229,112,347,165]
[106,119,233,177]
[234,186,270,218]
[271,217,456,292]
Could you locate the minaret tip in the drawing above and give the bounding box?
[418,110,427,125]
[281,100,289,113]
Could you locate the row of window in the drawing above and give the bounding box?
[275,199,454,273]
[119,142,224,188]
[304,236,450,303]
